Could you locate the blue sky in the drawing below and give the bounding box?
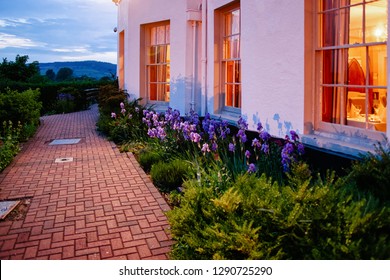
[0,0,118,64]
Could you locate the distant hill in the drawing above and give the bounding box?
[39,60,117,80]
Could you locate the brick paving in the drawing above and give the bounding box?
[0,105,172,260]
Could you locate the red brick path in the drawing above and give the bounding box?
[0,105,172,259]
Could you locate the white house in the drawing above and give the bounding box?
[113,0,389,158]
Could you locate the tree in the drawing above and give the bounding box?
[0,55,40,82]
[45,69,56,81]
[56,67,73,81]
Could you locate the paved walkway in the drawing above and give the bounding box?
[0,105,172,260]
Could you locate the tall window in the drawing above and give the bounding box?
[146,22,170,102]
[317,0,387,133]
[222,6,241,109]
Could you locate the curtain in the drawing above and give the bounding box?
[322,0,350,124]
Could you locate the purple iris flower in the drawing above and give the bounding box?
[201,143,210,153]
[252,138,261,149]
[248,163,257,174]
[260,131,271,142]
[290,130,299,141]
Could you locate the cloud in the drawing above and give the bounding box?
[52,47,89,53]
[0,32,44,49]
[0,0,117,63]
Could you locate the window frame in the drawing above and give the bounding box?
[314,0,388,140]
[215,1,241,116]
[143,21,171,105]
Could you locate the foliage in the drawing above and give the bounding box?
[0,55,40,82]
[56,67,74,81]
[0,121,21,171]
[138,147,165,172]
[97,84,127,115]
[168,162,390,260]
[150,159,194,193]
[45,69,56,81]
[344,143,390,203]
[0,88,42,140]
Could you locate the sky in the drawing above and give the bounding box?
[0,0,118,64]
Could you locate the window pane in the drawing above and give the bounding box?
[149,83,157,100]
[149,46,157,64]
[166,45,170,63]
[347,47,366,87]
[349,5,363,44]
[235,61,241,83]
[148,65,157,83]
[157,65,166,83]
[156,45,166,63]
[371,90,387,131]
[165,25,170,44]
[321,7,351,47]
[150,27,156,45]
[156,26,165,44]
[322,86,346,123]
[234,84,241,108]
[347,90,365,118]
[225,84,233,107]
[225,12,232,36]
[225,61,234,83]
[224,35,240,59]
[347,90,387,132]
[322,49,348,85]
[366,0,388,43]
[368,45,387,86]
[231,9,240,35]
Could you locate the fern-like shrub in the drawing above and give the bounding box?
[344,143,390,203]
[150,159,194,193]
[138,148,164,172]
[168,163,390,260]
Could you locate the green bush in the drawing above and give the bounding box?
[344,144,390,203]
[0,88,42,127]
[97,84,127,115]
[0,121,21,171]
[168,163,390,260]
[150,159,194,193]
[138,148,165,172]
[0,80,114,114]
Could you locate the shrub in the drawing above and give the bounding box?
[168,163,390,260]
[150,159,194,193]
[0,88,42,127]
[0,88,42,142]
[0,121,21,171]
[97,84,127,115]
[138,148,165,172]
[344,143,390,203]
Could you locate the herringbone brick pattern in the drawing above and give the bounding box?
[0,105,172,259]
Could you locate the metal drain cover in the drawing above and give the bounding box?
[49,138,81,145]
[55,157,74,163]
[0,200,20,219]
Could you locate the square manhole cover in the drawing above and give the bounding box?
[55,157,74,163]
[49,138,81,145]
[0,200,20,220]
